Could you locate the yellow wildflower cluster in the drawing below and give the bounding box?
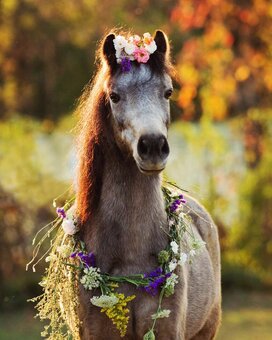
[101,293,135,337]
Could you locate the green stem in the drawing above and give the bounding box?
[61,262,81,270]
[150,287,165,331]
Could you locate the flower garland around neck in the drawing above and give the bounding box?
[27,182,206,340]
[113,33,157,72]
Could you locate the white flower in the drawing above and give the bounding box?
[62,218,77,235]
[169,259,177,272]
[80,267,101,290]
[124,42,135,55]
[129,34,141,44]
[151,309,171,320]
[178,252,188,265]
[143,32,152,39]
[165,273,178,287]
[164,273,179,296]
[91,295,119,308]
[66,205,76,220]
[45,254,57,262]
[57,244,72,258]
[115,48,122,59]
[144,40,157,54]
[113,35,127,51]
[170,241,179,254]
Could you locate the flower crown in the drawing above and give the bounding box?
[113,33,157,72]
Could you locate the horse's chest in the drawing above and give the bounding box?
[79,280,184,340]
[87,218,167,274]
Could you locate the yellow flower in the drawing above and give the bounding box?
[101,293,135,337]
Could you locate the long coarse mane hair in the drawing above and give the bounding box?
[76,30,175,225]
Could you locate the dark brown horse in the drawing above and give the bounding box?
[76,30,221,340]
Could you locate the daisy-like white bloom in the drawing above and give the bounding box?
[113,35,127,51]
[129,34,141,45]
[80,267,101,290]
[151,309,171,320]
[143,32,152,42]
[170,241,179,254]
[178,252,188,265]
[169,259,178,272]
[62,218,77,235]
[124,42,135,55]
[144,40,157,54]
[57,244,72,258]
[91,294,119,308]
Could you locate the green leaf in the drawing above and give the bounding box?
[143,329,155,340]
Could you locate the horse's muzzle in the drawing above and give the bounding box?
[136,133,169,173]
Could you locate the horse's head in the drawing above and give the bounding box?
[102,31,173,175]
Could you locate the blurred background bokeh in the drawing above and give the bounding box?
[0,1,271,339]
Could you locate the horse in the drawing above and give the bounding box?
[75,30,221,340]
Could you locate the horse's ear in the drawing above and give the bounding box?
[102,33,117,68]
[154,30,169,57]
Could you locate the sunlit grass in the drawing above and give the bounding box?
[0,309,40,340]
[217,290,272,340]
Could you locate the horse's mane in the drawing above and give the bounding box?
[75,59,108,223]
[76,31,175,225]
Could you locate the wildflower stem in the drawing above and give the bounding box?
[150,286,165,331]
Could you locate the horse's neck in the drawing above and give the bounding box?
[85,149,168,273]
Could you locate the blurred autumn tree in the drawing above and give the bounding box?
[170,0,272,287]
[0,0,175,119]
[171,0,272,121]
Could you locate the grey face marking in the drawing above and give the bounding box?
[106,64,172,173]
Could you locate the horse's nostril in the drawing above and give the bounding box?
[137,134,169,161]
[160,137,169,157]
[138,137,149,159]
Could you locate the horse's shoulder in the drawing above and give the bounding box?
[184,194,221,273]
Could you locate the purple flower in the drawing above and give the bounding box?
[179,194,187,204]
[78,252,96,268]
[144,267,163,279]
[121,57,132,72]
[70,251,96,267]
[170,195,187,212]
[56,207,66,219]
[144,272,171,296]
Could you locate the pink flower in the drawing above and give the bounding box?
[129,34,141,46]
[133,47,150,63]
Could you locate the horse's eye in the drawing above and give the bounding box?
[109,92,120,103]
[164,89,173,99]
